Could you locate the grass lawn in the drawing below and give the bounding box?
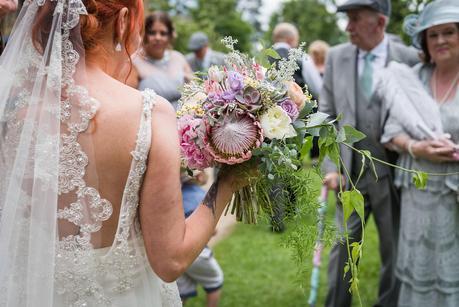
[185,185,382,307]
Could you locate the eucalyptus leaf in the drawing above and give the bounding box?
[307,112,330,128]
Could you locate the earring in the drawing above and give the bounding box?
[115,42,122,52]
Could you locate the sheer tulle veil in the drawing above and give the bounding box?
[0,0,185,305]
[0,0,111,305]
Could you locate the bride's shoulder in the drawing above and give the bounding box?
[138,88,176,119]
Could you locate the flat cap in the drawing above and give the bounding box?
[337,0,391,17]
[188,32,209,51]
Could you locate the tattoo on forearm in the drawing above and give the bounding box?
[202,177,218,216]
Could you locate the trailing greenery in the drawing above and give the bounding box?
[185,190,382,307]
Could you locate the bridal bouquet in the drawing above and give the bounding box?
[177,37,319,223]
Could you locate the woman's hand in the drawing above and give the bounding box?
[323,172,345,191]
[411,139,457,162]
[218,162,259,192]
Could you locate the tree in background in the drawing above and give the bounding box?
[145,0,254,54]
[386,0,432,44]
[267,0,345,47]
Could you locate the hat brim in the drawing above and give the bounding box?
[337,3,375,12]
[411,18,459,49]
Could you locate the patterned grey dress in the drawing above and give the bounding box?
[383,63,459,307]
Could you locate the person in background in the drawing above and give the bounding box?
[268,22,323,232]
[131,11,193,109]
[318,0,419,306]
[178,171,224,307]
[0,0,17,54]
[380,0,459,306]
[271,22,323,99]
[186,32,225,74]
[308,40,330,77]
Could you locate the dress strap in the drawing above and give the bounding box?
[131,89,156,161]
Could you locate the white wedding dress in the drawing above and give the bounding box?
[0,0,182,306]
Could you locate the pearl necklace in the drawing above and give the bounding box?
[433,68,459,104]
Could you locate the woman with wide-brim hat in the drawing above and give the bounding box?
[381,0,459,306]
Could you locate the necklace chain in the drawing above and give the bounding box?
[433,68,459,104]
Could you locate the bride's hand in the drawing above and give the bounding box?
[218,162,259,191]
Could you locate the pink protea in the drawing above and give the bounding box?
[204,111,264,165]
[178,115,214,170]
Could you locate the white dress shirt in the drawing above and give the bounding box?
[357,35,389,77]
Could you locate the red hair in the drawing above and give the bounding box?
[80,0,144,55]
[33,0,144,56]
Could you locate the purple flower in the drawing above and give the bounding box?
[222,90,237,101]
[226,71,244,93]
[280,99,299,121]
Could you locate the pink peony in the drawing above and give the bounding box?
[204,110,263,165]
[178,115,214,170]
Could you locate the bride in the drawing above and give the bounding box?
[0,0,244,306]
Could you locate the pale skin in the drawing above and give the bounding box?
[388,23,459,161]
[323,8,387,190]
[84,8,243,282]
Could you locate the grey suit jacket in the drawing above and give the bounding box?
[318,39,419,181]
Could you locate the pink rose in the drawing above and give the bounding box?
[286,81,307,110]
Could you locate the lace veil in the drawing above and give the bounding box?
[0,0,115,305]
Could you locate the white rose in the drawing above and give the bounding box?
[260,106,297,140]
[208,66,224,82]
[186,92,207,107]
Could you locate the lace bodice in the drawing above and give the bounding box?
[54,90,181,306]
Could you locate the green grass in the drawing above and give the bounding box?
[185,170,381,307]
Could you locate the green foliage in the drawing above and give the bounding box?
[149,0,255,54]
[337,125,366,145]
[412,170,428,189]
[340,189,364,222]
[387,0,433,44]
[187,183,382,307]
[267,0,345,46]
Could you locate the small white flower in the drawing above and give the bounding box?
[208,66,225,82]
[185,92,207,107]
[260,106,297,140]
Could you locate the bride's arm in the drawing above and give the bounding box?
[139,98,239,282]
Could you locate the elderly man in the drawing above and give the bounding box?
[319,0,419,306]
[186,32,225,73]
[271,22,322,99]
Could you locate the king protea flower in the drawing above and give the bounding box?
[205,110,263,164]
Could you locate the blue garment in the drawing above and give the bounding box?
[182,183,206,218]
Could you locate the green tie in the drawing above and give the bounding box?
[360,53,376,99]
